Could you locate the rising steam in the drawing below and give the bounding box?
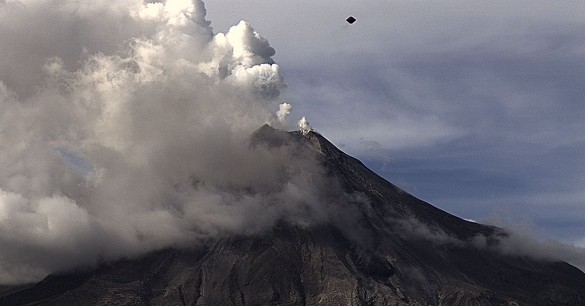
[298,116,312,135]
[0,0,330,285]
[276,102,292,123]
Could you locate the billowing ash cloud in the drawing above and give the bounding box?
[0,0,333,285]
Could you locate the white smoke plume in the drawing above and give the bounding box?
[298,116,312,135]
[276,102,292,123]
[0,0,335,285]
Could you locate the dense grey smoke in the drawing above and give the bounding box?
[0,0,334,284]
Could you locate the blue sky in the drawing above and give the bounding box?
[205,0,585,244]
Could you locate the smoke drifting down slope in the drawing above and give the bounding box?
[0,0,337,284]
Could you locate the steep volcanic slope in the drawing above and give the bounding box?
[2,125,585,305]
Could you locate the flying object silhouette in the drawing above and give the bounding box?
[346,16,356,24]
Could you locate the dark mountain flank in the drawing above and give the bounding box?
[2,125,585,305]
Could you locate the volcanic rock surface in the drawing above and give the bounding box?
[2,125,585,305]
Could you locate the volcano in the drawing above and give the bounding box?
[2,125,584,305]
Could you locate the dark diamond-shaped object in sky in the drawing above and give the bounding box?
[346,16,356,24]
